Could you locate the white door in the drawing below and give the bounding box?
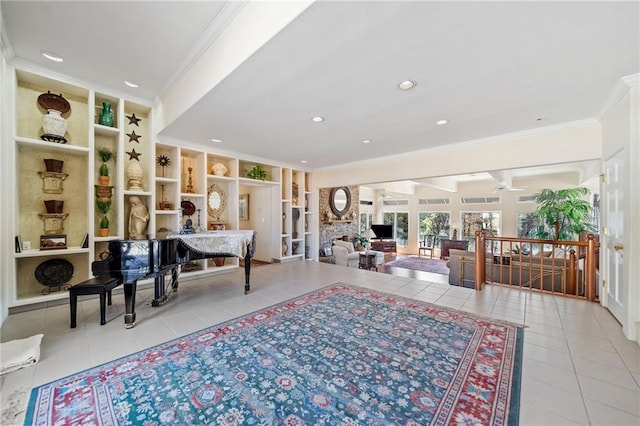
[603,151,625,323]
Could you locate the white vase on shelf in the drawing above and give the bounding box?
[42,109,67,137]
[212,163,227,176]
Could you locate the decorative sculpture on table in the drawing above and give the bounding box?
[128,196,149,239]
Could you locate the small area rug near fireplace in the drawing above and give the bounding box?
[26,283,523,425]
[385,256,451,275]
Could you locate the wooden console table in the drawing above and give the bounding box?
[371,240,397,253]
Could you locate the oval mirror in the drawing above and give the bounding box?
[207,183,226,220]
[329,186,351,218]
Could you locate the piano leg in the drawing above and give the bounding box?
[153,274,165,304]
[152,274,169,307]
[123,281,137,328]
[244,253,251,294]
[171,266,179,291]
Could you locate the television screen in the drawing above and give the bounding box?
[370,224,393,240]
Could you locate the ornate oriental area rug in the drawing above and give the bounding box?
[385,256,451,275]
[26,284,523,425]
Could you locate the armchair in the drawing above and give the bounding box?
[332,240,360,268]
[332,240,385,269]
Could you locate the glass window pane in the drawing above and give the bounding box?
[396,212,408,247]
[418,212,451,244]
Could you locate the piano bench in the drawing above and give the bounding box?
[69,276,121,328]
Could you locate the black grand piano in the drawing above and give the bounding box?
[92,231,255,328]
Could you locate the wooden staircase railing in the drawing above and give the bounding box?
[473,231,599,301]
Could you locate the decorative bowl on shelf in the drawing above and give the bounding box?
[181,200,196,216]
[37,92,71,114]
[44,158,64,173]
[44,200,64,214]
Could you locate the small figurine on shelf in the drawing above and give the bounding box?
[128,196,149,239]
[98,102,114,127]
[97,147,115,185]
[157,154,171,177]
[180,218,194,234]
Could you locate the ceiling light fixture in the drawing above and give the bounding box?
[311,116,324,123]
[536,117,543,121]
[301,160,308,164]
[436,119,449,126]
[362,139,371,144]
[398,80,417,90]
[41,50,63,62]
[210,138,222,143]
[124,80,140,88]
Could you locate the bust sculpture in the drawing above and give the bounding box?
[128,196,149,239]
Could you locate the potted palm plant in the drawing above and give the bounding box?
[97,147,115,185]
[96,199,111,237]
[533,187,595,240]
[353,234,369,251]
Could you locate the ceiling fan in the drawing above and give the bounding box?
[492,180,527,192]
[489,171,526,193]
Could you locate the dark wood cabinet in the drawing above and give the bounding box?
[439,239,469,259]
[371,240,397,253]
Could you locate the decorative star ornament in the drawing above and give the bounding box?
[126,113,141,126]
[126,149,141,161]
[126,130,141,143]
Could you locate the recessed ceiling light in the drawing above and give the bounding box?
[436,119,449,126]
[124,80,140,88]
[398,80,417,90]
[210,138,222,143]
[311,116,324,123]
[362,139,371,144]
[301,160,308,164]
[41,50,63,62]
[536,117,543,121]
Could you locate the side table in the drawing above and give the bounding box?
[359,252,378,271]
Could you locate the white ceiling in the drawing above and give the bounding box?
[2,1,638,186]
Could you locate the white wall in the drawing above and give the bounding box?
[238,184,273,263]
[312,123,601,189]
[0,24,9,324]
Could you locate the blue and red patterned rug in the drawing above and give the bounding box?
[26,283,523,425]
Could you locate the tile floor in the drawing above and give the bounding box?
[1,260,639,425]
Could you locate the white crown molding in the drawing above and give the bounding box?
[599,73,640,120]
[622,73,640,88]
[0,9,16,62]
[154,0,249,105]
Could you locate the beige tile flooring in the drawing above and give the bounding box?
[1,260,639,425]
